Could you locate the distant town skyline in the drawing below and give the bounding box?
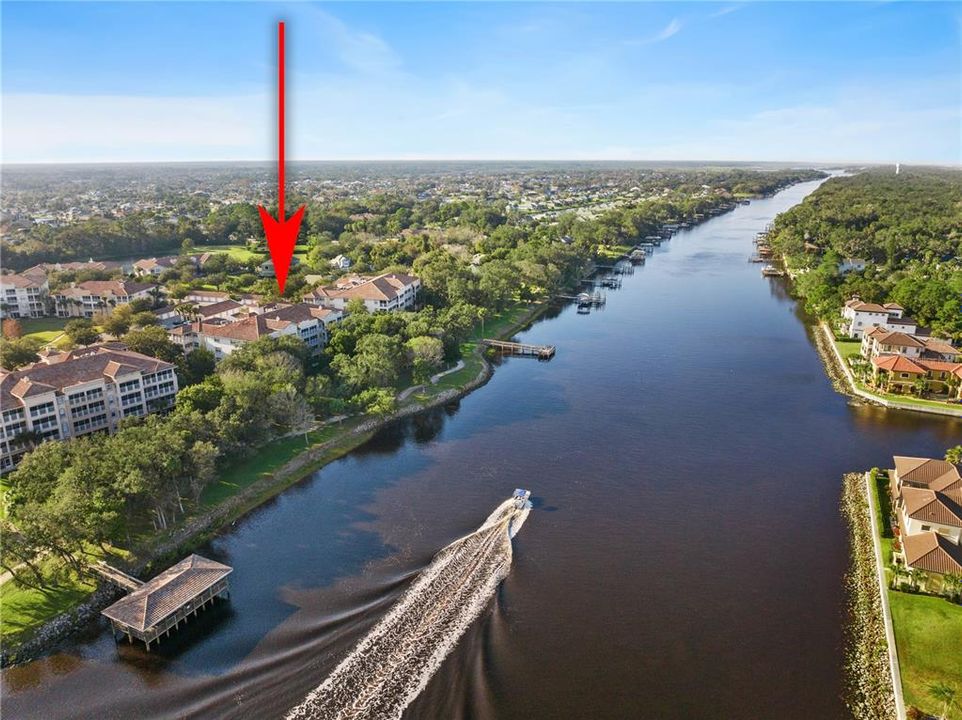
[2,2,960,164]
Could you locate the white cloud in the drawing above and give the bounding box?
[626,18,683,46]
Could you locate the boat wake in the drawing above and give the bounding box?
[284,496,531,720]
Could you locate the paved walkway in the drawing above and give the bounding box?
[396,360,466,402]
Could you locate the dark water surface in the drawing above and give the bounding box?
[4,180,959,720]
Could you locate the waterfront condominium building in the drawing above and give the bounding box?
[0,344,179,472]
[304,272,421,313]
[53,280,157,318]
[0,273,50,318]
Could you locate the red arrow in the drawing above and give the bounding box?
[259,21,304,294]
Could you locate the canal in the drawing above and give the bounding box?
[4,179,959,719]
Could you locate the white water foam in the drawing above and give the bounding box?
[285,498,530,720]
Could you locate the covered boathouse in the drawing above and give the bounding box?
[101,554,232,651]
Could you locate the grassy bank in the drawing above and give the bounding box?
[889,592,962,719]
[866,469,962,719]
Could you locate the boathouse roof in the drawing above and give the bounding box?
[101,554,232,632]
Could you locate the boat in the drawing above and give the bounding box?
[513,488,532,509]
[761,265,786,277]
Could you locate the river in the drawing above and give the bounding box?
[4,179,959,720]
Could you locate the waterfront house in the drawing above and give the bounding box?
[890,456,962,576]
[869,356,962,397]
[0,273,49,318]
[305,272,420,313]
[0,344,178,472]
[841,297,910,339]
[53,280,157,318]
[860,327,924,360]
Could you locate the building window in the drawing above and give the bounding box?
[921,525,931,531]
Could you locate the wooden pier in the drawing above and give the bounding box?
[100,554,232,651]
[482,339,556,360]
[92,562,143,592]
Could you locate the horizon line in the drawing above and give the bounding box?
[5,158,957,168]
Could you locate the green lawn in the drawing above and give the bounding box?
[199,423,346,507]
[868,469,894,568]
[0,543,129,647]
[889,591,962,720]
[198,245,266,263]
[0,561,96,645]
[470,300,543,342]
[833,337,862,361]
[17,317,68,345]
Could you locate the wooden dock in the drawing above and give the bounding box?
[100,554,232,651]
[482,339,556,360]
[92,562,143,592]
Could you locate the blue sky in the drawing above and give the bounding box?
[2,2,959,163]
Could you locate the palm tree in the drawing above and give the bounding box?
[942,572,962,603]
[927,682,957,720]
[909,568,927,592]
[946,445,962,466]
[891,564,907,590]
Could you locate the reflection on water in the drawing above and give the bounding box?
[4,179,958,720]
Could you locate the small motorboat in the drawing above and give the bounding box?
[512,488,532,509]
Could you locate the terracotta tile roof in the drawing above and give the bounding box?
[872,355,926,374]
[901,486,962,528]
[0,346,174,407]
[0,273,45,289]
[894,456,962,493]
[917,359,962,374]
[259,302,333,324]
[200,314,291,341]
[847,301,890,313]
[101,555,232,632]
[195,299,243,318]
[311,272,419,303]
[869,330,925,348]
[55,280,156,299]
[903,532,962,575]
[921,338,959,356]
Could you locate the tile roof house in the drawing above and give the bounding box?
[860,328,925,360]
[870,355,962,397]
[0,345,178,472]
[841,296,913,338]
[890,456,962,575]
[305,272,420,313]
